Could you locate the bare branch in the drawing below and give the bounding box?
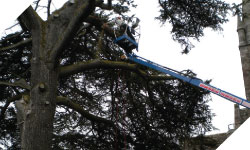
[0,38,32,52]
[0,79,31,90]
[34,0,41,11]
[4,22,19,31]
[47,0,52,19]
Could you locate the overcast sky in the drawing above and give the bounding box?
[0,0,244,135]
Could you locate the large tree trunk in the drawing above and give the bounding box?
[18,9,58,149]
[21,63,58,150]
[17,1,95,149]
[238,0,250,101]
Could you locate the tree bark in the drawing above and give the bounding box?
[17,1,95,149]
[17,6,58,150]
[20,63,58,150]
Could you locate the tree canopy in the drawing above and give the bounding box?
[0,0,234,149]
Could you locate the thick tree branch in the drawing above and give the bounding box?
[0,38,32,52]
[85,15,116,38]
[0,94,22,120]
[58,59,138,77]
[58,59,174,81]
[0,32,24,44]
[56,96,135,145]
[0,79,31,90]
[17,6,43,31]
[49,0,96,63]
[56,96,115,127]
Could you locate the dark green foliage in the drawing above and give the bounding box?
[0,107,20,149]
[0,31,31,82]
[54,67,213,149]
[0,31,31,149]
[158,0,231,53]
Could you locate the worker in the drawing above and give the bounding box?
[115,17,136,41]
[115,17,137,54]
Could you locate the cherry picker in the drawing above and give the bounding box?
[114,30,250,109]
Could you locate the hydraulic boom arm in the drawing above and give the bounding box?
[127,54,250,109]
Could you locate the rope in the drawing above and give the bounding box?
[121,73,127,150]
[114,73,119,150]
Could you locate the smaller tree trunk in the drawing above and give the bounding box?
[21,60,58,150]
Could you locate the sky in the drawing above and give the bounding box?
[0,0,245,136]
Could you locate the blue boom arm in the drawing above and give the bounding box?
[127,54,250,109]
[114,33,250,108]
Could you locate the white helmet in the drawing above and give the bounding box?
[115,17,124,26]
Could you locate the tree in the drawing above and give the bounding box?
[0,0,232,149]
